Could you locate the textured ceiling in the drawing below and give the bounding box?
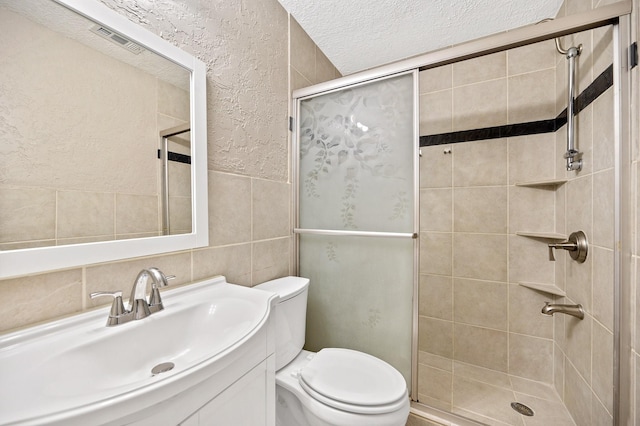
[277,0,564,75]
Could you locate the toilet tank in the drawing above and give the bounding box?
[255,276,309,370]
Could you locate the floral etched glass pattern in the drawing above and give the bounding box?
[297,73,416,388]
[298,73,414,232]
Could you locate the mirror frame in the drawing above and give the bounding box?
[0,0,209,279]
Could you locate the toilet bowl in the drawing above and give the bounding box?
[255,276,410,426]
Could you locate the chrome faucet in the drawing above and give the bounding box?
[541,302,584,320]
[90,267,174,326]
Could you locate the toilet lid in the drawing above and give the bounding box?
[298,348,407,413]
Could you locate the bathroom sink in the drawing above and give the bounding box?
[0,276,277,425]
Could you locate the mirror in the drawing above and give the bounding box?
[0,0,208,278]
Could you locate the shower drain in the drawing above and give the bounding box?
[510,402,534,417]
[151,362,175,376]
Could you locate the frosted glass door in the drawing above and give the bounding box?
[296,72,416,387]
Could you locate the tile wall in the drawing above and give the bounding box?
[0,0,339,333]
[417,0,619,424]
[418,40,559,412]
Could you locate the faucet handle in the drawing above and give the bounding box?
[90,291,128,326]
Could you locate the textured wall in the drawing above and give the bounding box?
[0,0,338,332]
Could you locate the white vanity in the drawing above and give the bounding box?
[0,276,277,425]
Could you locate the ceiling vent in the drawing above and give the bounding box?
[90,24,145,55]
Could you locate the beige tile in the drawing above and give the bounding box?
[452,52,506,86]
[156,78,190,121]
[168,196,192,233]
[508,186,556,235]
[315,47,335,84]
[419,145,452,188]
[167,161,191,198]
[508,236,557,292]
[453,139,507,187]
[454,361,511,388]
[509,284,554,339]
[454,278,507,330]
[592,321,613,414]
[420,232,452,276]
[508,69,556,124]
[509,333,553,383]
[57,190,115,239]
[592,88,614,172]
[564,361,592,426]
[508,134,556,185]
[453,233,507,282]
[592,247,614,332]
[452,407,521,426]
[192,243,252,286]
[252,179,290,240]
[252,237,290,285]
[419,274,452,320]
[593,169,614,249]
[454,187,507,234]
[290,68,312,92]
[420,189,452,232]
[554,346,565,398]
[454,324,508,372]
[406,412,445,426]
[85,252,192,307]
[565,314,592,385]
[417,395,453,413]
[208,171,251,246]
[566,250,592,313]
[452,375,524,425]
[565,175,593,242]
[593,25,613,79]
[0,187,56,243]
[591,393,614,426]
[508,39,556,76]
[419,316,453,358]
[0,269,83,332]
[453,79,508,131]
[115,194,159,235]
[555,183,567,240]
[419,350,453,372]
[420,90,452,135]
[418,364,452,404]
[289,16,316,83]
[510,376,561,402]
[573,30,594,94]
[514,393,576,426]
[419,65,452,94]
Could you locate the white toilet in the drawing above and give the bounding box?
[256,276,410,426]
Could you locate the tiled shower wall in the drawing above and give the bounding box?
[417,40,561,410]
[551,1,616,422]
[417,1,617,423]
[0,0,339,333]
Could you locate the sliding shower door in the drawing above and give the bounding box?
[294,72,418,388]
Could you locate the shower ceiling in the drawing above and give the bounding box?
[277,0,564,75]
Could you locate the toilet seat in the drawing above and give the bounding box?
[297,348,408,415]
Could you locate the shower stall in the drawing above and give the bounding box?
[292,3,631,426]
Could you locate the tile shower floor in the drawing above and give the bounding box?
[417,355,576,426]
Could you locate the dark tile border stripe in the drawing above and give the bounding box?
[157,149,192,164]
[420,64,613,147]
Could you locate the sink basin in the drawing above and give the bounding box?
[0,276,277,425]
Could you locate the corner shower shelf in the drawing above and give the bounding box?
[515,178,567,188]
[516,232,567,240]
[518,282,566,297]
